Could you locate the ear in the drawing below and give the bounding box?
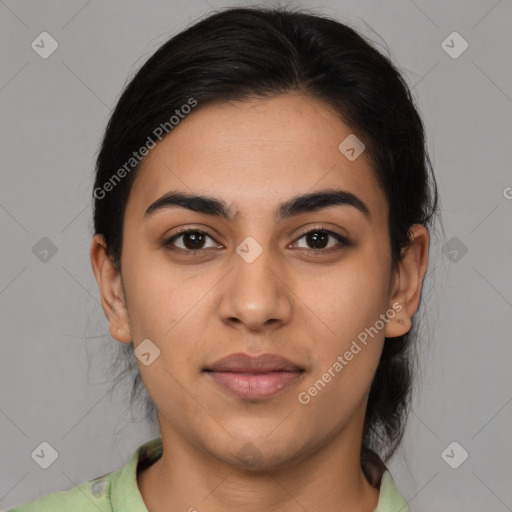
[90,234,132,343]
[384,224,429,339]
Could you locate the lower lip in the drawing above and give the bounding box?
[207,371,303,400]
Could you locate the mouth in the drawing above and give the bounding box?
[203,352,305,400]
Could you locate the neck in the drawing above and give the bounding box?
[138,423,381,512]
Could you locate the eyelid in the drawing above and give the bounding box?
[294,223,347,240]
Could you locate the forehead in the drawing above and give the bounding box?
[125,93,387,223]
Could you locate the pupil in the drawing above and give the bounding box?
[308,231,328,249]
[184,232,204,250]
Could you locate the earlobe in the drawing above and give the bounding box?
[90,234,132,344]
[384,224,429,339]
[384,299,410,338]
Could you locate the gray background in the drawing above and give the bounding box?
[1,0,511,510]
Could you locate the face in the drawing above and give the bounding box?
[91,92,427,470]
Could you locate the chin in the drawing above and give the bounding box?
[204,433,310,472]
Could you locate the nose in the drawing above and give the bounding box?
[218,243,293,332]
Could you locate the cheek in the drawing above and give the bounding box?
[295,258,389,347]
[138,360,206,431]
[123,262,213,376]
[121,246,194,337]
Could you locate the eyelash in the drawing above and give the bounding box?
[162,225,350,256]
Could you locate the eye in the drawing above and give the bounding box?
[163,229,221,253]
[291,225,350,253]
[162,225,350,255]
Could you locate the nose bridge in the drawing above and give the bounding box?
[235,235,277,283]
[218,234,292,329]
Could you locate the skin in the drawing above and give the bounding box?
[90,92,429,512]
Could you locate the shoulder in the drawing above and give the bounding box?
[8,473,115,512]
[377,469,409,512]
[8,438,162,512]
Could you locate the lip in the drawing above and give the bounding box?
[206,352,303,373]
[204,353,304,400]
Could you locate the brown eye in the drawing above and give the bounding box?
[163,229,220,252]
[292,227,350,252]
[162,226,350,256]
[303,230,330,249]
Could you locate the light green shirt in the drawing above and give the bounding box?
[9,437,409,511]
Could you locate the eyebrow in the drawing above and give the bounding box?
[143,188,371,222]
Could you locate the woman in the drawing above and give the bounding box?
[11,5,438,511]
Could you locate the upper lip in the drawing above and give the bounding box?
[205,353,304,373]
